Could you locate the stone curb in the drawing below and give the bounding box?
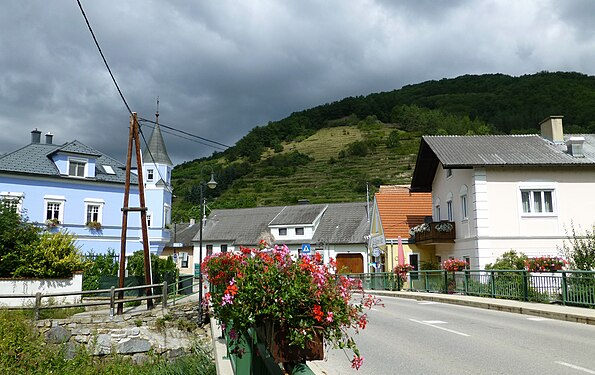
[369,290,595,325]
[210,319,234,375]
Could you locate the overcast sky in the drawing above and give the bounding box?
[2,1,595,165]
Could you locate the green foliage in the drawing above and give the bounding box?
[485,250,528,270]
[0,199,41,277]
[126,251,178,284]
[560,224,595,270]
[83,249,120,290]
[420,260,441,270]
[13,231,88,278]
[0,200,87,279]
[386,130,401,148]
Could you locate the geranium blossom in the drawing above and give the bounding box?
[202,242,383,369]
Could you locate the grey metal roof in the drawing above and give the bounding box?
[269,204,327,225]
[198,203,369,246]
[312,202,369,245]
[410,133,595,192]
[166,222,200,246]
[424,134,595,167]
[0,139,136,184]
[200,206,283,245]
[142,124,173,166]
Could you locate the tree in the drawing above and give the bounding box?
[0,199,41,277]
[126,250,178,284]
[560,224,595,270]
[485,250,528,270]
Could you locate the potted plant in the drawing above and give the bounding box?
[85,221,102,230]
[525,256,566,272]
[393,264,413,289]
[442,258,467,272]
[202,242,382,370]
[45,218,60,228]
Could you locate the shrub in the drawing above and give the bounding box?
[560,224,595,270]
[485,250,527,270]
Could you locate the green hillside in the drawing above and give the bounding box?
[171,71,595,221]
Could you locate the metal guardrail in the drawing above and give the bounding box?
[346,270,595,307]
[0,282,169,319]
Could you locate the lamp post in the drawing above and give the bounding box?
[198,166,217,325]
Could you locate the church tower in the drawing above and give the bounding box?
[142,101,173,253]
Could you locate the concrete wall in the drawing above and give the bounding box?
[0,273,83,307]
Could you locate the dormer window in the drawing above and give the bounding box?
[68,158,87,177]
[147,168,154,181]
[279,228,287,236]
[295,227,304,235]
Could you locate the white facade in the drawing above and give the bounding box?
[431,165,595,269]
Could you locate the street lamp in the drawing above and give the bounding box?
[198,165,217,325]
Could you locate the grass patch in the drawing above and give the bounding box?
[0,310,216,374]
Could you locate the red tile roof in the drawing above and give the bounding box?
[375,185,432,239]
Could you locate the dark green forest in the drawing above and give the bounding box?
[171,71,595,221]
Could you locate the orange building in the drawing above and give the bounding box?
[369,185,433,272]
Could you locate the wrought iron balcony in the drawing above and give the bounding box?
[413,221,456,245]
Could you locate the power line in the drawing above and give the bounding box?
[138,117,231,149]
[140,121,228,151]
[76,0,132,115]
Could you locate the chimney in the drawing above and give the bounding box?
[540,115,564,144]
[31,129,41,144]
[45,132,53,144]
[566,137,585,158]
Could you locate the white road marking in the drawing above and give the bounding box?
[424,320,447,324]
[410,319,470,337]
[418,301,440,305]
[555,361,595,374]
[527,317,549,321]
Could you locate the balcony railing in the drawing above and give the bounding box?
[414,221,455,244]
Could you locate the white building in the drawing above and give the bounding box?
[410,116,595,269]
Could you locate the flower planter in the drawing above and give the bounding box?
[255,321,324,363]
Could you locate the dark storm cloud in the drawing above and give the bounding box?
[1,1,595,164]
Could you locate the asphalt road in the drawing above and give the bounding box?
[311,296,595,375]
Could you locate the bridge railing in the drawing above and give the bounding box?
[345,270,595,307]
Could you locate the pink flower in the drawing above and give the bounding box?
[326,312,334,322]
[351,356,364,370]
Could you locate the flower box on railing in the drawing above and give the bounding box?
[255,321,323,363]
[413,221,456,244]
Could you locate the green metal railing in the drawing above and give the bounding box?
[346,270,595,307]
[223,325,315,375]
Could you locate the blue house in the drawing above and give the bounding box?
[0,125,172,255]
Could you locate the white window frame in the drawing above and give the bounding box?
[295,227,304,236]
[147,168,154,181]
[445,168,452,178]
[518,184,556,217]
[68,157,88,178]
[278,228,287,236]
[44,195,66,224]
[434,198,441,221]
[84,198,104,225]
[1,192,24,213]
[446,192,453,221]
[460,185,468,221]
[147,213,152,228]
[164,204,171,226]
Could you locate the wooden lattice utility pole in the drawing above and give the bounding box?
[118,112,153,314]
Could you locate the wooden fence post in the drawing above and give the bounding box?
[34,292,41,320]
[110,286,115,317]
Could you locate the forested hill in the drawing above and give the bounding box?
[171,71,595,221]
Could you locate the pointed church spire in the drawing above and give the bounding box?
[143,97,173,166]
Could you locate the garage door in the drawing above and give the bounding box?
[336,253,363,274]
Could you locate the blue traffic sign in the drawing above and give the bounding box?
[301,243,311,254]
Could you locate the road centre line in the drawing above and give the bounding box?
[410,319,470,337]
[555,361,595,374]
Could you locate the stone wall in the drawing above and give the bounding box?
[36,301,210,363]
